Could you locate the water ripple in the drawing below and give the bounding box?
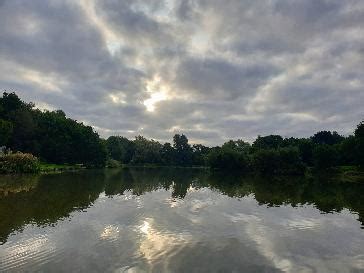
[0,234,59,272]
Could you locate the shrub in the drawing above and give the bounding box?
[106,158,121,168]
[0,152,40,174]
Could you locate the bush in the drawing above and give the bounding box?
[106,158,121,168]
[0,152,40,174]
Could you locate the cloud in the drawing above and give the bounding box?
[0,0,363,145]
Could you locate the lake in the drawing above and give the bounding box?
[0,168,363,272]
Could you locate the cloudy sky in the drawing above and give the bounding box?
[0,0,363,145]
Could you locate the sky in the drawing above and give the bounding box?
[0,0,363,145]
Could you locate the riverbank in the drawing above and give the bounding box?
[1,161,363,183]
[39,163,86,173]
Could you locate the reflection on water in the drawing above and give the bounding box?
[0,168,363,272]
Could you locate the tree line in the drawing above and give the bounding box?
[0,92,106,167]
[0,92,363,173]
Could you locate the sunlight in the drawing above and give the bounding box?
[109,93,126,104]
[143,92,167,112]
[100,225,120,240]
[143,76,169,112]
[140,220,151,235]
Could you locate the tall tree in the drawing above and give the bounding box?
[173,134,192,166]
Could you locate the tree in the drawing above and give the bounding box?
[0,92,31,119]
[252,135,283,150]
[311,131,344,145]
[132,136,162,164]
[192,144,210,165]
[338,136,357,165]
[173,134,192,166]
[34,110,106,167]
[161,142,175,165]
[298,139,314,166]
[354,121,364,167]
[10,108,37,154]
[0,119,13,147]
[252,149,280,174]
[208,146,250,171]
[277,147,305,175]
[106,136,134,163]
[313,144,339,169]
[222,139,251,154]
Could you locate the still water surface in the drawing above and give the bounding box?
[0,168,363,272]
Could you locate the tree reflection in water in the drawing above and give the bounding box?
[0,168,363,244]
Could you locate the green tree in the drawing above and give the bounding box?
[192,144,210,165]
[252,149,280,174]
[0,119,13,147]
[222,139,251,154]
[313,144,339,169]
[278,147,305,175]
[311,131,344,145]
[338,136,357,165]
[173,134,192,166]
[252,135,283,150]
[298,139,314,166]
[106,136,134,163]
[161,142,175,165]
[354,121,364,167]
[132,136,162,164]
[208,146,250,171]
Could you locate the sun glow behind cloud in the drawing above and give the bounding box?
[143,76,169,112]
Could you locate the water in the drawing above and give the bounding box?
[0,168,363,273]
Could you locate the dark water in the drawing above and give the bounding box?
[0,169,363,273]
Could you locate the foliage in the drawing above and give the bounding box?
[0,152,40,174]
[131,136,162,164]
[277,147,305,175]
[0,92,363,173]
[337,136,357,166]
[311,131,344,145]
[252,149,280,174]
[106,159,121,168]
[252,147,305,175]
[222,139,251,153]
[191,144,210,165]
[106,136,134,163]
[173,134,193,166]
[313,144,339,169]
[297,139,314,166]
[208,147,250,171]
[354,121,364,167]
[0,92,106,167]
[0,119,13,146]
[252,135,283,150]
[161,143,175,165]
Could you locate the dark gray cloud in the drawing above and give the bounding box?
[0,0,363,145]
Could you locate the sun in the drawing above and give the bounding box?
[143,75,169,112]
